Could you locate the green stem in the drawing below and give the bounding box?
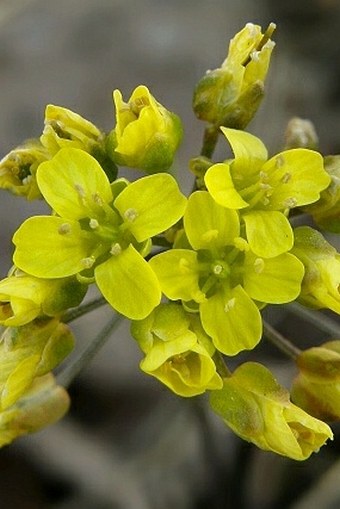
[62,296,108,324]
[263,321,301,360]
[213,351,232,378]
[286,302,340,337]
[201,125,219,159]
[58,313,123,388]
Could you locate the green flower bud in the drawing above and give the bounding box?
[210,362,333,461]
[107,85,183,173]
[193,23,276,129]
[292,226,340,313]
[303,155,340,233]
[0,140,49,199]
[0,319,74,410]
[0,270,88,327]
[0,374,69,448]
[284,117,319,150]
[291,341,340,421]
[131,303,222,397]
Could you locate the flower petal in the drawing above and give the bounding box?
[95,244,161,319]
[243,210,293,258]
[184,191,240,250]
[37,148,113,219]
[200,285,262,355]
[149,249,205,303]
[262,149,331,210]
[220,127,268,178]
[243,252,304,303]
[114,173,186,242]
[205,163,248,209]
[13,216,95,278]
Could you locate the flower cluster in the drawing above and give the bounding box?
[0,22,339,461]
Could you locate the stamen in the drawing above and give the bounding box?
[58,223,71,235]
[124,208,138,222]
[74,184,86,198]
[110,243,122,256]
[283,197,298,209]
[254,258,265,274]
[81,256,95,269]
[281,172,291,184]
[276,155,285,168]
[224,298,236,312]
[93,193,103,206]
[89,218,99,229]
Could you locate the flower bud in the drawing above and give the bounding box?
[210,362,333,460]
[303,155,340,233]
[193,23,276,129]
[131,303,222,396]
[0,319,74,410]
[284,117,319,150]
[291,341,340,421]
[107,85,183,173]
[291,226,340,313]
[0,271,88,327]
[0,374,69,447]
[0,140,49,199]
[40,104,117,181]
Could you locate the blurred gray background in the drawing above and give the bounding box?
[1,1,340,508]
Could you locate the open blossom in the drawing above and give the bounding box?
[205,128,330,258]
[12,148,187,319]
[210,362,333,461]
[149,191,304,355]
[131,303,222,396]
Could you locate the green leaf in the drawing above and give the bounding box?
[95,244,161,319]
[184,191,240,250]
[13,216,95,278]
[37,148,113,219]
[242,210,293,258]
[114,173,186,242]
[200,285,262,355]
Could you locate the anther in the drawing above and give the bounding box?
[58,223,71,235]
[224,298,236,312]
[110,243,122,256]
